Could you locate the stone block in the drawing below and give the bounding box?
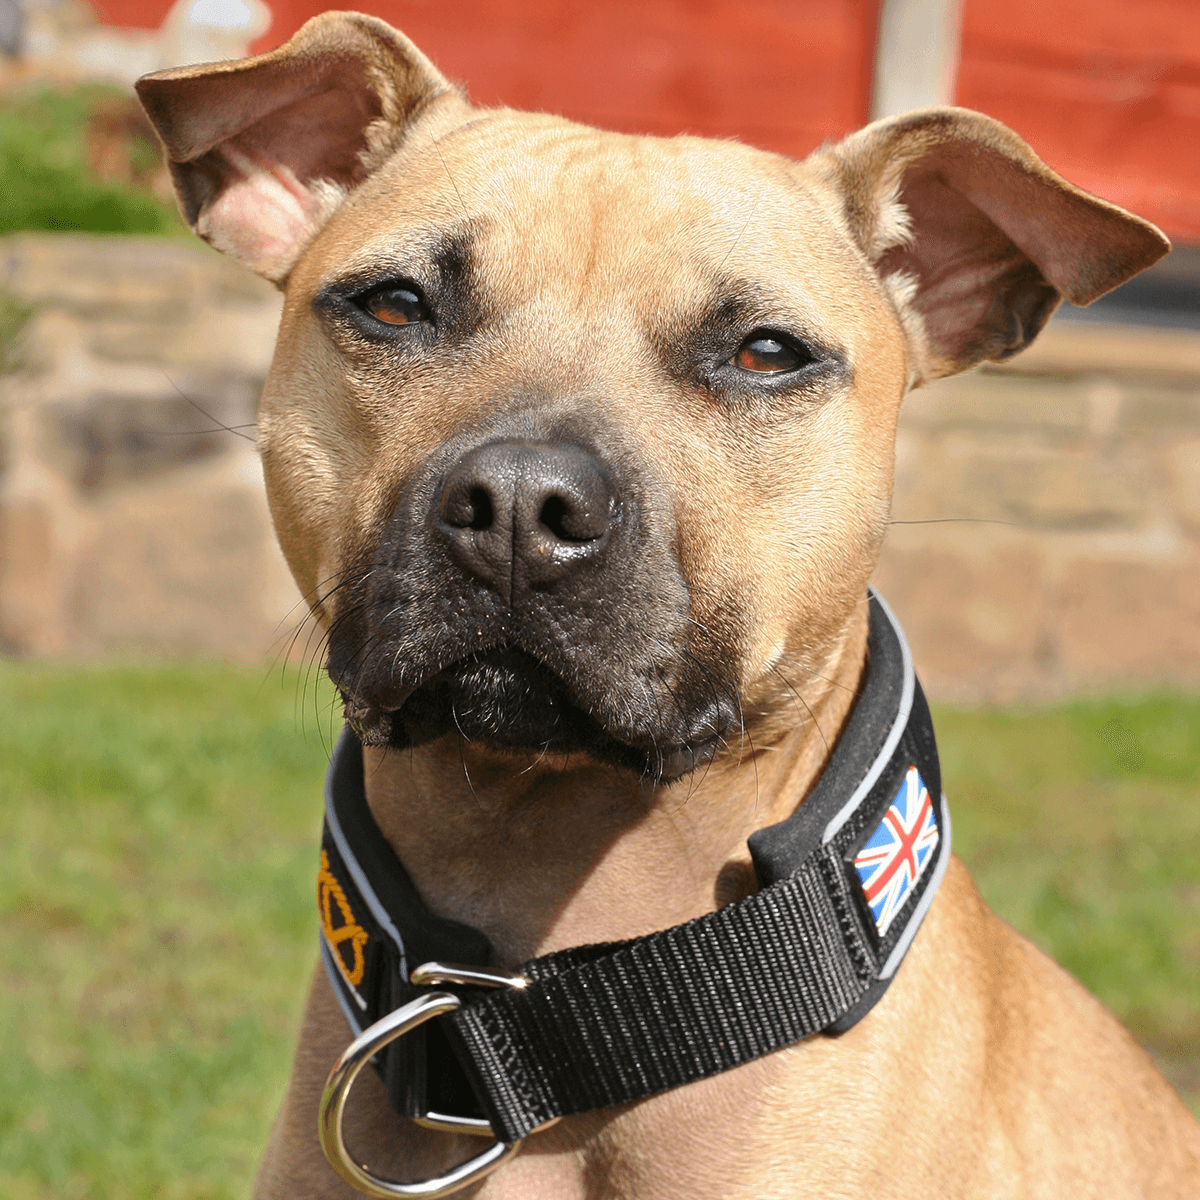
[872,533,1050,702]
[68,449,302,662]
[893,438,1150,531]
[900,372,1088,437]
[2,233,282,380]
[990,321,1200,382]
[2,233,275,317]
[88,301,282,376]
[39,379,259,492]
[1168,440,1200,534]
[1120,385,1200,436]
[0,496,66,655]
[995,453,1150,530]
[0,233,296,664]
[1057,559,1200,689]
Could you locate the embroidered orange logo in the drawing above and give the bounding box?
[318,849,369,988]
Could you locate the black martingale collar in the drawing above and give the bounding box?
[316,589,951,1148]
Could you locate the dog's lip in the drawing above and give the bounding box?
[334,645,730,773]
[333,676,416,723]
[336,643,560,712]
[652,734,723,780]
[341,645,584,730]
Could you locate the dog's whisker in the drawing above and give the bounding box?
[768,664,830,757]
[455,729,479,802]
[262,566,372,714]
[715,189,762,275]
[742,723,760,815]
[889,517,1019,527]
[517,740,554,775]
[157,368,258,444]
[431,131,470,220]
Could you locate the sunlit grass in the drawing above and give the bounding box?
[0,664,338,1200]
[939,695,1200,1109]
[1,664,1196,1197]
[0,84,183,236]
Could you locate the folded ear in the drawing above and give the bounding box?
[815,107,1170,383]
[135,11,458,283]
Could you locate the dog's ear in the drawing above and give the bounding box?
[135,11,457,283]
[815,107,1170,383]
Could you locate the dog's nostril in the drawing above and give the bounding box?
[467,487,494,531]
[540,494,607,543]
[540,495,571,541]
[441,482,495,531]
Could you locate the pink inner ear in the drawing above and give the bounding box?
[899,139,1167,309]
[204,147,327,274]
[878,169,1061,371]
[192,80,381,277]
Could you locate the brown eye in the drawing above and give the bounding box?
[732,334,805,374]
[363,285,429,326]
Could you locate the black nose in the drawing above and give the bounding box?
[435,440,617,604]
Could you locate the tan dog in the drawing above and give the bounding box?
[137,12,1200,1198]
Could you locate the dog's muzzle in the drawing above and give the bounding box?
[325,428,738,779]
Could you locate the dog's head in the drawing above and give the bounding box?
[137,13,1167,782]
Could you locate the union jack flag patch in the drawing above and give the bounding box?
[853,765,939,937]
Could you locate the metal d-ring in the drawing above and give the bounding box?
[409,962,529,991]
[405,962,566,1139]
[318,989,522,1198]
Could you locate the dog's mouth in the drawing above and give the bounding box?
[337,646,728,782]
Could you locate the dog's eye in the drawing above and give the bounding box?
[361,285,430,326]
[732,333,808,374]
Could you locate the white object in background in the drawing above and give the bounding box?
[161,0,270,68]
[19,0,270,84]
[872,0,963,119]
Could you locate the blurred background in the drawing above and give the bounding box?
[0,3,1197,1198]
[0,0,1198,696]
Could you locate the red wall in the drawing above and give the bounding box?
[251,1,880,157]
[89,1,1198,240]
[956,0,1200,240]
[88,0,173,27]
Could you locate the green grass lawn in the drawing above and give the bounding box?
[0,85,183,237]
[1,665,1197,1198]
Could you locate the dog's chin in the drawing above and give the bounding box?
[339,647,720,783]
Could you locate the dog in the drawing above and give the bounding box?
[136,12,1200,1198]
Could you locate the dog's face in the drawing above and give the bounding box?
[137,13,1167,782]
[265,117,905,778]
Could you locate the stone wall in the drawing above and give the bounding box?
[1,233,1197,699]
[875,324,1200,700]
[0,234,298,662]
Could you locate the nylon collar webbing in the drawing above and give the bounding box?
[316,590,952,1144]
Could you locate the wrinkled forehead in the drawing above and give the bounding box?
[302,112,875,324]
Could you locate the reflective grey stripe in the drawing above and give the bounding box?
[324,733,409,978]
[879,798,953,979]
[321,936,366,1033]
[822,588,915,844]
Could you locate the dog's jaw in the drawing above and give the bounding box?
[330,615,741,782]
[338,646,731,783]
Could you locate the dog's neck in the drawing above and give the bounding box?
[361,605,869,968]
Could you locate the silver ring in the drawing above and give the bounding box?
[318,990,522,1198]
